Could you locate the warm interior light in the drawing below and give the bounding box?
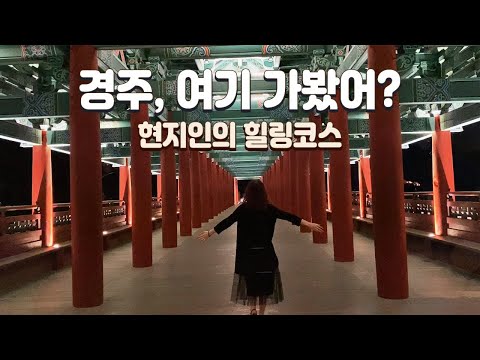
[103,230,108,235]
[151,217,155,221]
[428,233,435,237]
[53,243,60,248]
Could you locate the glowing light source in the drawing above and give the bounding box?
[53,243,60,248]
[151,217,155,221]
[428,233,435,238]
[103,230,108,235]
[449,126,464,133]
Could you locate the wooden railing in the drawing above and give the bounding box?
[0,198,180,260]
[447,191,480,241]
[350,191,480,242]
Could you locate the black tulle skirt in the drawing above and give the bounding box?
[231,268,284,305]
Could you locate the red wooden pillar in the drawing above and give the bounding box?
[156,173,162,200]
[234,178,239,204]
[224,169,227,208]
[368,45,408,299]
[326,166,332,211]
[270,163,275,204]
[282,152,288,212]
[179,143,192,236]
[199,153,208,223]
[309,113,328,243]
[32,130,53,247]
[269,163,274,204]
[130,103,152,267]
[358,156,371,219]
[214,163,219,215]
[282,155,287,209]
[207,157,213,219]
[223,168,227,209]
[277,159,281,206]
[190,150,201,228]
[329,95,354,262]
[299,150,312,232]
[279,157,283,208]
[273,162,277,204]
[432,114,455,235]
[217,165,221,211]
[290,150,298,215]
[70,45,103,307]
[161,111,178,248]
[228,171,231,207]
[119,158,132,225]
[224,169,228,209]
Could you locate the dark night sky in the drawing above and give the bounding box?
[1,121,480,206]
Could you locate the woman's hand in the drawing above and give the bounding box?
[197,230,209,241]
[307,222,324,233]
[197,229,214,241]
[300,219,324,233]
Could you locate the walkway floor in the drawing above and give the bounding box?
[1,206,480,314]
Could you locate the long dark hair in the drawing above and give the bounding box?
[244,180,269,210]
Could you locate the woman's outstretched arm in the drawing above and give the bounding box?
[273,204,324,233]
[196,204,243,241]
[300,219,324,233]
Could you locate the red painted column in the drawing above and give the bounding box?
[32,130,53,247]
[329,95,354,262]
[287,152,293,213]
[214,163,219,215]
[277,159,281,206]
[156,173,162,200]
[130,103,152,267]
[70,45,103,307]
[207,158,213,219]
[179,143,192,236]
[432,114,455,235]
[223,169,227,209]
[368,45,408,299]
[309,114,328,243]
[224,169,227,209]
[119,158,132,225]
[215,163,219,212]
[278,157,283,209]
[299,150,312,232]
[224,169,228,208]
[282,155,287,209]
[282,153,288,212]
[326,166,332,211]
[190,150,201,228]
[290,150,298,215]
[270,162,275,204]
[177,179,180,209]
[234,178,239,204]
[358,157,371,219]
[199,153,208,223]
[268,168,271,194]
[161,111,178,248]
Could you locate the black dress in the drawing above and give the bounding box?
[213,203,302,305]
